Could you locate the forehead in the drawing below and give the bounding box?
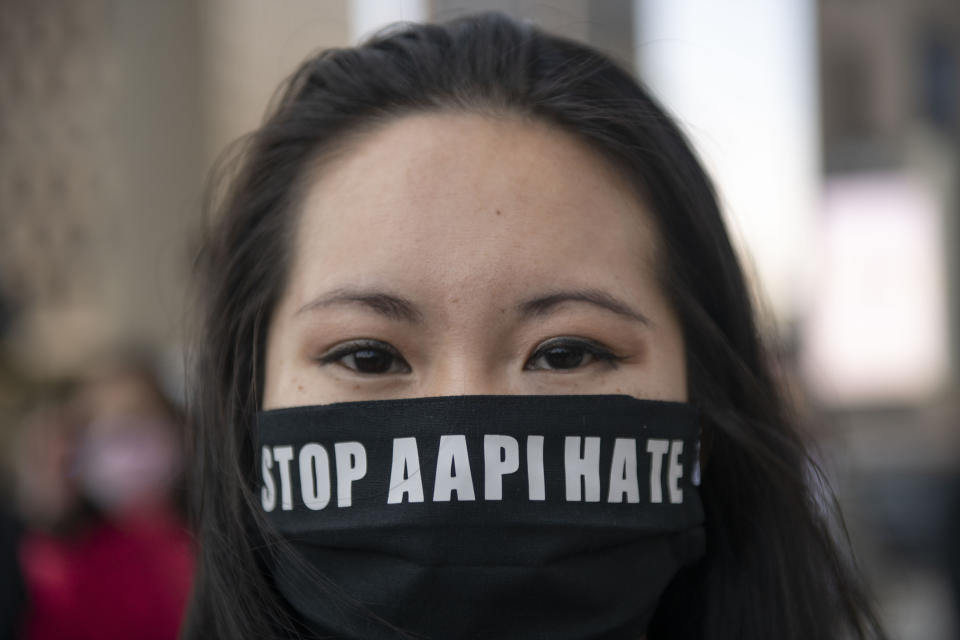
[289,112,660,306]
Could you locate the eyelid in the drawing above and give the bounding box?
[531,336,615,355]
[534,335,605,349]
[524,336,627,371]
[316,338,411,373]
[317,338,396,359]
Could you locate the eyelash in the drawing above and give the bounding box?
[316,339,411,375]
[315,337,627,375]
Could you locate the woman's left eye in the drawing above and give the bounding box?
[524,338,625,372]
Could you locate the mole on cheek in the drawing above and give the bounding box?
[495,209,502,216]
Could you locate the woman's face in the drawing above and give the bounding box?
[263,112,686,408]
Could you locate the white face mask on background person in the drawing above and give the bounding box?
[73,417,181,514]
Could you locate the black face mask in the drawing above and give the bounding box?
[256,394,705,640]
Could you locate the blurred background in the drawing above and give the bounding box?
[0,0,957,638]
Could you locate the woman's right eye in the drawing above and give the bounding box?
[315,340,411,375]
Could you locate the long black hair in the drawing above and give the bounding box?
[183,12,886,640]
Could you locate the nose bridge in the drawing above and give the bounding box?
[421,340,509,396]
[416,285,516,397]
[419,348,511,397]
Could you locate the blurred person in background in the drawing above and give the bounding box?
[9,402,82,534]
[183,12,886,640]
[14,358,193,640]
[3,402,78,640]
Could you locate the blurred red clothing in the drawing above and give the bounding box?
[19,512,193,640]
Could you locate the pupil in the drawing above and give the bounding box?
[354,349,392,373]
[545,346,584,369]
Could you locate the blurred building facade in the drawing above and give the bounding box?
[816,2,960,638]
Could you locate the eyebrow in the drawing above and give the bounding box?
[295,286,652,327]
[295,288,424,323]
[518,289,652,326]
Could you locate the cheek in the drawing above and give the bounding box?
[623,323,686,402]
[635,359,687,401]
[610,360,686,402]
[654,326,688,401]
[262,313,303,410]
[263,312,375,409]
[636,281,688,401]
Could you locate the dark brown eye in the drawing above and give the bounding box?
[541,345,586,369]
[347,349,396,373]
[317,340,410,375]
[525,338,623,372]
